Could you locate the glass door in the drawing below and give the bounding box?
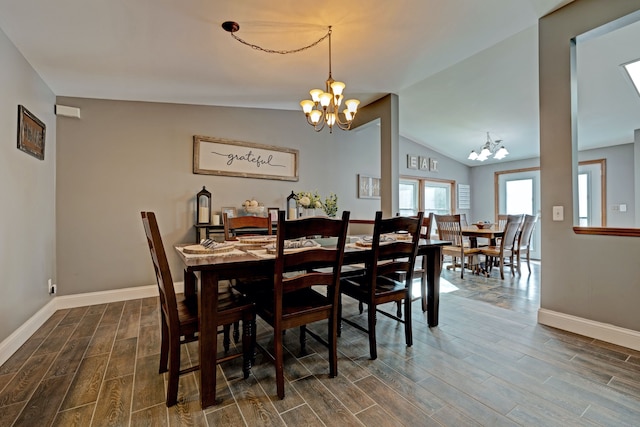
[497,170,541,260]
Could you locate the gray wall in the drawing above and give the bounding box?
[55,97,381,296]
[579,143,635,227]
[539,0,640,331]
[400,136,472,217]
[0,28,57,342]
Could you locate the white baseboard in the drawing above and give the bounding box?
[538,308,640,351]
[0,299,58,367]
[0,282,183,366]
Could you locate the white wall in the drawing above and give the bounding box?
[0,28,57,342]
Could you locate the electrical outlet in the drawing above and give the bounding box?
[48,278,56,295]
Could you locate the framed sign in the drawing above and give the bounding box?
[17,105,46,160]
[193,135,298,181]
[358,174,381,199]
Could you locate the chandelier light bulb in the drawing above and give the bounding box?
[300,100,314,114]
[309,109,323,124]
[494,146,509,159]
[345,99,360,113]
[468,151,478,160]
[309,89,323,103]
[330,81,345,96]
[319,92,332,107]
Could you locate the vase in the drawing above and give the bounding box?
[298,207,319,217]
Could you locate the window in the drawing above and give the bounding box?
[400,177,455,217]
[399,180,418,216]
[423,181,451,216]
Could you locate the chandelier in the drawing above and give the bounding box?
[468,132,509,161]
[299,27,359,133]
[222,22,359,133]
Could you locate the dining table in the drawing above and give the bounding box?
[175,237,451,409]
[460,225,504,248]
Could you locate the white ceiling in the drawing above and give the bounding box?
[1,0,638,165]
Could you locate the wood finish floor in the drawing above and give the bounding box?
[2,261,640,426]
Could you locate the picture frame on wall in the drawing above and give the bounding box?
[358,174,381,199]
[221,207,237,220]
[193,135,299,181]
[17,105,46,160]
[267,207,279,223]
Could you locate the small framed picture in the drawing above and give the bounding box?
[221,207,237,221]
[17,105,46,160]
[267,207,279,222]
[358,174,381,199]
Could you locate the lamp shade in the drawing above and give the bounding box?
[330,81,345,96]
[300,100,314,114]
[309,89,323,102]
[345,99,360,113]
[309,109,323,124]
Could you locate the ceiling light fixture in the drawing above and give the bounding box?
[623,58,640,98]
[299,27,359,133]
[468,132,509,161]
[222,22,358,133]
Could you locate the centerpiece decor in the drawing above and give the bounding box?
[322,193,338,217]
[294,191,338,217]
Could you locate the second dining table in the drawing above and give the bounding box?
[175,235,451,408]
[460,225,504,248]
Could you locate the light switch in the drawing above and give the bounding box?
[552,206,564,221]
[620,204,627,212]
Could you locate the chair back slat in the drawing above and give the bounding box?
[141,212,179,329]
[223,214,272,241]
[497,214,509,230]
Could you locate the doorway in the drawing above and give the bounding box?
[496,168,542,260]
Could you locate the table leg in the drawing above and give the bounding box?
[425,247,442,327]
[198,270,219,408]
[184,270,197,300]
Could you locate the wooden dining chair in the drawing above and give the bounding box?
[515,214,538,274]
[141,211,255,407]
[433,214,480,278]
[479,214,523,279]
[340,211,423,360]
[222,212,273,342]
[253,210,350,399]
[223,213,272,241]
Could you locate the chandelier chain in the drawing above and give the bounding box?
[229,27,331,55]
